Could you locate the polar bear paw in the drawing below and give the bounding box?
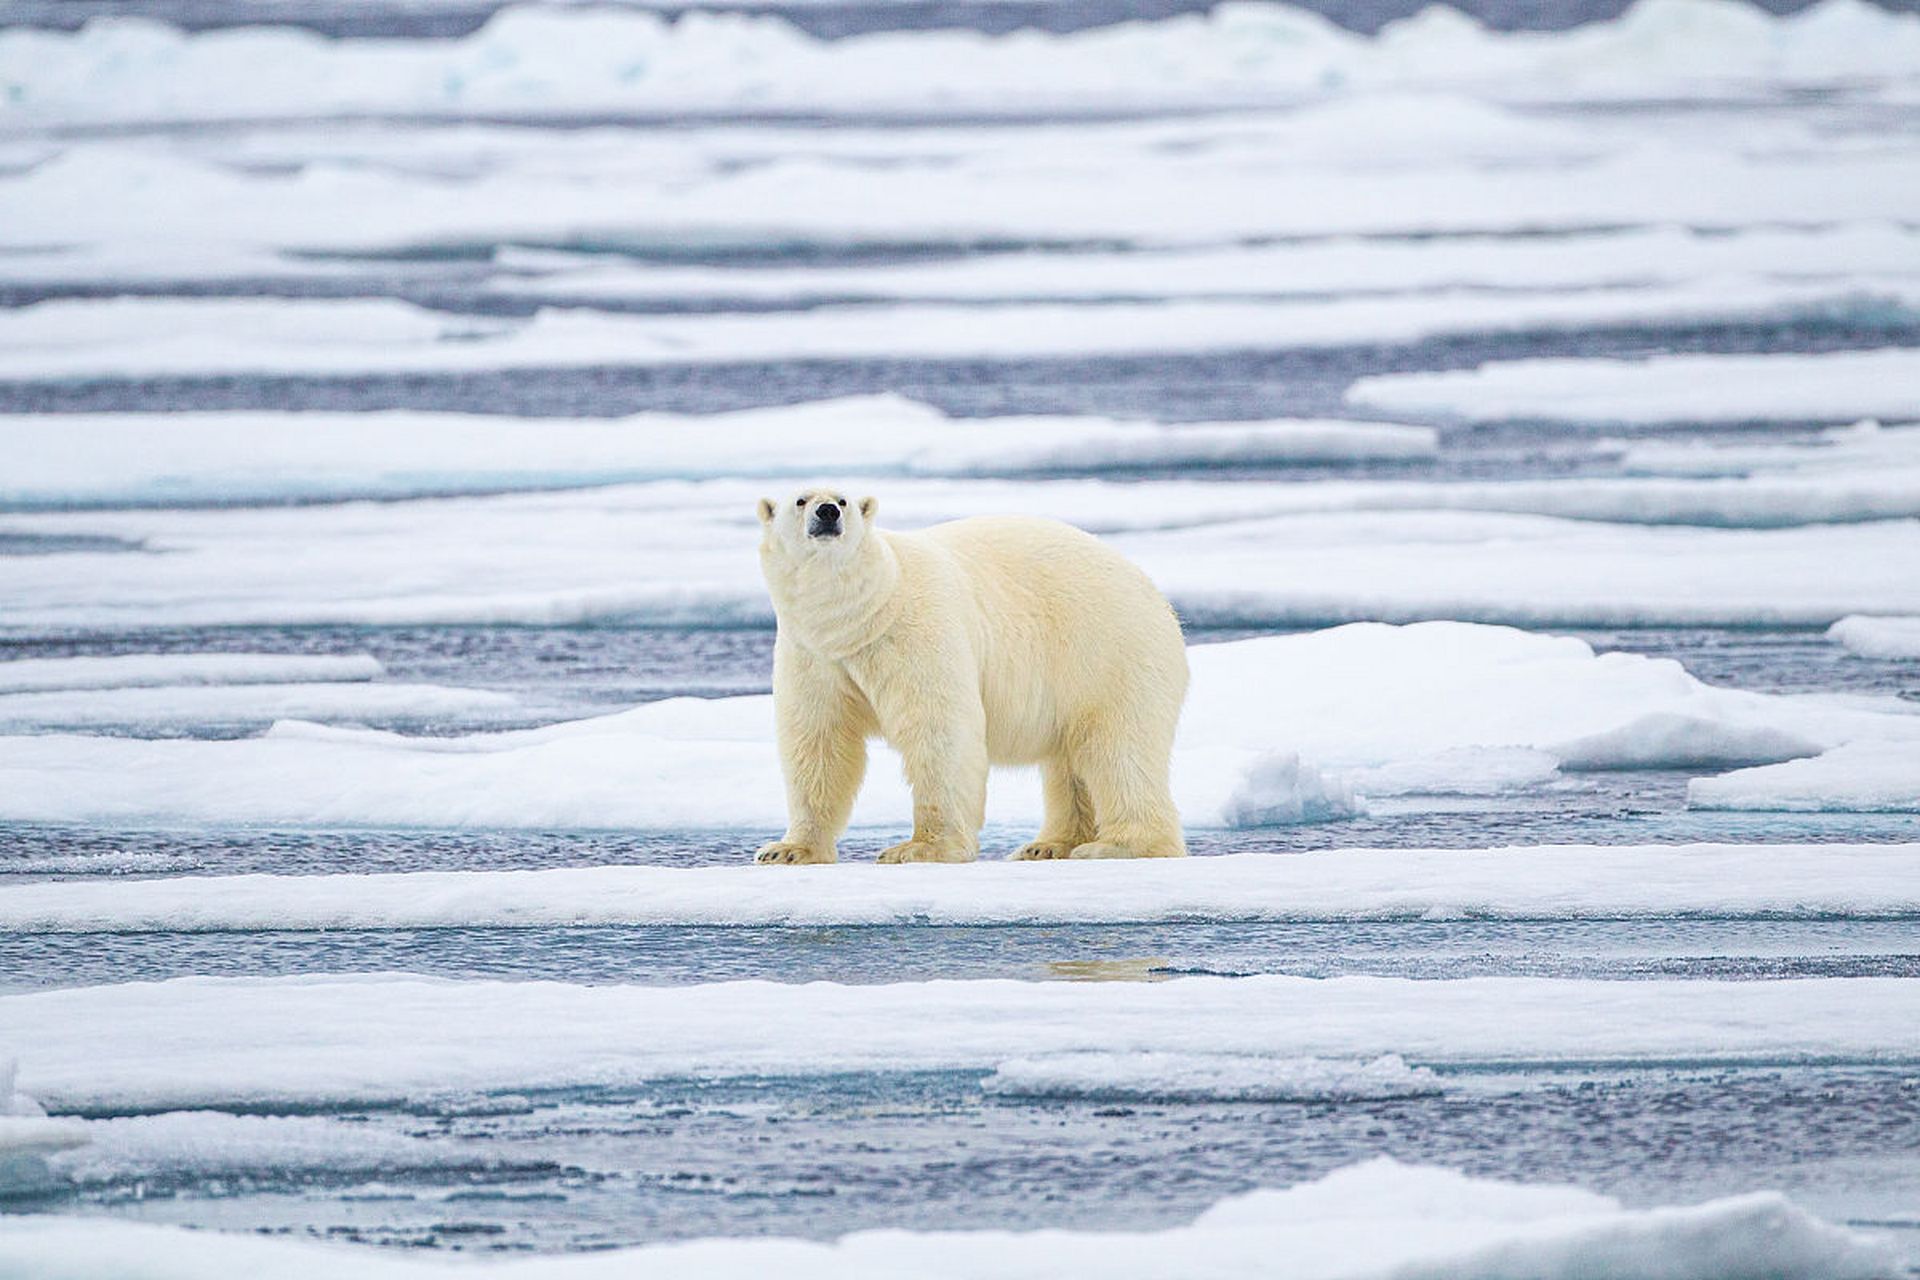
[1069,840,1184,860]
[877,839,975,864]
[755,841,834,865]
[1010,840,1076,861]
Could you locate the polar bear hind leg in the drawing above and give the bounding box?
[1068,718,1186,860]
[1011,758,1098,860]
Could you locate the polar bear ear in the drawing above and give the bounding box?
[859,496,878,520]
[757,498,776,524]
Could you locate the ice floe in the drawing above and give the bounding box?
[4,285,1915,380]
[982,1052,1442,1102]
[7,972,1920,1110]
[0,680,521,734]
[488,222,1920,308]
[49,1112,512,1184]
[1829,615,1920,660]
[0,624,1914,829]
[0,396,1436,509]
[1349,349,1920,425]
[0,653,380,693]
[7,480,1920,632]
[7,0,1920,128]
[1689,742,1920,814]
[9,843,1918,932]
[0,1158,1896,1278]
[9,130,1917,289]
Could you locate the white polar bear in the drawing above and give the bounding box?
[754,487,1188,865]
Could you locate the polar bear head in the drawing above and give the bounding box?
[758,488,879,559]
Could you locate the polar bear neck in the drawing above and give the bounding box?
[766,530,904,660]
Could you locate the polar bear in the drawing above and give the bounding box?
[754,488,1188,865]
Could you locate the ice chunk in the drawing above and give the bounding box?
[0,653,381,694]
[1550,713,1824,771]
[1349,349,1920,426]
[6,973,1919,1111]
[983,1052,1441,1102]
[1689,742,1920,813]
[5,844,1915,933]
[1219,753,1366,826]
[51,1113,508,1185]
[1829,615,1920,660]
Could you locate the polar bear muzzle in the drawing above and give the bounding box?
[807,502,842,538]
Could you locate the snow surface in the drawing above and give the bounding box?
[0,653,381,694]
[489,223,1920,308]
[1689,742,1920,813]
[1349,349,1920,425]
[982,1053,1443,1102]
[1,625,1914,830]
[6,973,1920,1110]
[0,1159,1895,1279]
[1830,615,1920,660]
[4,285,1914,380]
[0,681,520,733]
[6,844,1916,932]
[0,396,1436,509]
[7,480,1920,633]
[7,0,1920,127]
[49,1112,507,1184]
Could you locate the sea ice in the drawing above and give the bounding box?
[1829,615,1920,660]
[3,285,1914,380]
[0,653,381,694]
[1349,349,1920,425]
[0,624,1913,830]
[0,396,1436,509]
[1689,742,1920,813]
[982,1052,1444,1102]
[8,843,1914,933]
[0,1158,1897,1278]
[7,479,1920,633]
[6,0,1919,126]
[6,973,1919,1111]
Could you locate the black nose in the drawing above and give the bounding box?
[815,502,840,523]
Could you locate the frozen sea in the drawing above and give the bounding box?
[2,0,1920,1275]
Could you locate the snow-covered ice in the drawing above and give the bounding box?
[7,480,1920,633]
[7,973,1920,1110]
[6,844,1914,933]
[0,1159,1895,1279]
[48,1112,511,1185]
[0,653,381,694]
[0,681,522,734]
[1829,615,1920,660]
[4,286,1915,380]
[1349,349,1920,425]
[0,396,1436,509]
[982,1052,1442,1102]
[2,624,1914,829]
[7,0,1920,127]
[1689,742,1920,814]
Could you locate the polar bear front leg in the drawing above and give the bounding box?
[757,640,870,866]
[875,690,986,865]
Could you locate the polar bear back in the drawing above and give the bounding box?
[889,515,1187,765]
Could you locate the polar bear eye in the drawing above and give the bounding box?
[795,497,807,508]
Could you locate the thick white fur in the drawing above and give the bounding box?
[755,487,1188,865]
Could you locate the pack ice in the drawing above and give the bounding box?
[0,1159,1895,1279]
[2,623,1917,829]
